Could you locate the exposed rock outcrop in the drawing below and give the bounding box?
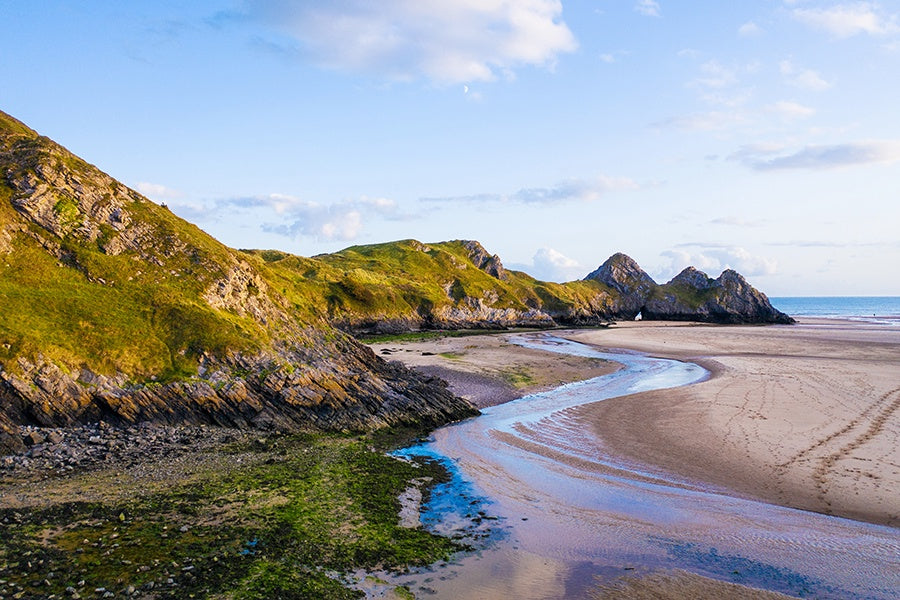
[644,269,794,324]
[462,240,508,280]
[0,110,477,455]
[582,256,793,324]
[583,253,658,319]
[0,339,476,437]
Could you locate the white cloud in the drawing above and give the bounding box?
[765,100,816,119]
[792,2,900,38]
[509,247,583,282]
[635,1,661,18]
[738,21,763,37]
[677,48,701,59]
[511,176,639,203]
[262,194,400,241]
[133,181,182,201]
[422,175,639,205]
[730,139,900,170]
[662,245,778,279]
[532,247,583,281]
[779,59,831,91]
[175,193,403,243]
[245,0,577,85]
[693,60,738,88]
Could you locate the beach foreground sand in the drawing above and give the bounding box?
[367,321,899,598]
[565,319,900,527]
[371,320,900,527]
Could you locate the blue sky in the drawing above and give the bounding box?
[3,1,899,295]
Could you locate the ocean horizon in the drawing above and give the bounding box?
[770,296,900,325]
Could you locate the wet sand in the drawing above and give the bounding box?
[370,333,617,408]
[590,569,797,599]
[371,322,900,526]
[565,319,900,527]
[368,324,900,599]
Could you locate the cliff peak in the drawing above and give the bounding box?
[584,253,656,291]
[461,239,507,280]
[667,266,716,290]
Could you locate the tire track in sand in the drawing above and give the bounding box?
[777,387,900,512]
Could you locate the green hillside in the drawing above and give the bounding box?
[247,239,621,333]
[0,108,790,453]
[0,111,285,381]
[0,110,475,453]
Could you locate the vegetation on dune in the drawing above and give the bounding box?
[0,432,465,599]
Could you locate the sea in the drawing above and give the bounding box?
[769,296,900,326]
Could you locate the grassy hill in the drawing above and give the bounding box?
[246,239,622,334]
[0,108,790,452]
[0,110,475,453]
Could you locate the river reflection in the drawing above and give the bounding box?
[391,334,900,599]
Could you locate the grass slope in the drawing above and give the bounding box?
[0,111,293,382]
[246,239,617,329]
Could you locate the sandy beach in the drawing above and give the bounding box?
[566,319,900,527]
[371,320,900,527]
[370,333,618,408]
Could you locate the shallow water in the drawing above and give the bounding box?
[392,334,900,599]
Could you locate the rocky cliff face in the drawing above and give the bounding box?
[462,240,508,281]
[644,268,795,324]
[581,257,794,324]
[0,110,476,455]
[583,253,658,319]
[0,109,793,454]
[0,338,474,435]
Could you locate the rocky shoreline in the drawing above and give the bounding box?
[1,423,254,484]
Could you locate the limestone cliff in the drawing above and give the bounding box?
[583,253,658,319]
[0,110,476,454]
[579,256,793,324]
[0,108,794,454]
[643,268,795,324]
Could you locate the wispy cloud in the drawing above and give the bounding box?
[692,60,739,89]
[421,176,639,205]
[792,2,900,38]
[241,0,577,85]
[170,193,403,242]
[730,140,900,170]
[635,1,662,18]
[133,181,183,201]
[765,100,816,120]
[779,60,831,91]
[738,21,763,37]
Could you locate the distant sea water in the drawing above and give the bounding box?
[769,297,900,326]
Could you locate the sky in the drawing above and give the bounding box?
[2,1,899,295]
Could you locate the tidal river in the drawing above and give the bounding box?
[391,334,900,599]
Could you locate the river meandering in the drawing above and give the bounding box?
[390,334,900,599]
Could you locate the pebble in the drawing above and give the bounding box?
[1,423,250,479]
